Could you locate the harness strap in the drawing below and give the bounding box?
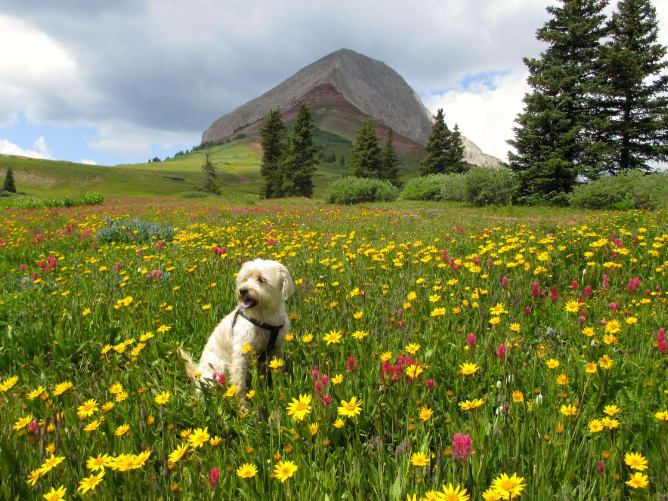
[232,308,283,362]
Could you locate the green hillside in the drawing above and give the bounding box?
[0,127,422,200]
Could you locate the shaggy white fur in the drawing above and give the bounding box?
[180,259,294,395]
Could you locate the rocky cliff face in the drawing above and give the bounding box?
[203,49,501,167]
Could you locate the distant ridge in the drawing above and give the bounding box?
[203,49,502,168]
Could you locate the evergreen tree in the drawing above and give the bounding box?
[508,0,609,197]
[201,152,220,194]
[260,109,287,198]
[445,124,467,173]
[382,129,400,186]
[281,105,317,197]
[420,109,452,175]
[3,167,16,193]
[596,0,668,174]
[350,119,383,179]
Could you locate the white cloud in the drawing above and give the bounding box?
[424,72,530,162]
[80,159,97,165]
[0,136,53,159]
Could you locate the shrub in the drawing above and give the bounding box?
[0,192,103,210]
[401,174,448,200]
[569,170,668,209]
[96,218,175,244]
[439,173,467,202]
[325,177,399,204]
[463,167,519,206]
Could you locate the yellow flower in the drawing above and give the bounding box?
[352,311,363,319]
[27,385,46,400]
[332,373,343,385]
[188,427,210,448]
[585,362,598,373]
[624,452,648,471]
[603,404,620,416]
[459,362,479,375]
[115,391,128,403]
[380,351,393,362]
[626,472,649,489]
[0,375,19,392]
[604,319,621,334]
[242,343,252,354]
[323,330,343,345]
[77,399,98,419]
[430,307,446,317]
[512,391,524,403]
[338,396,363,418]
[77,470,105,494]
[419,406,433,421]
[458,399,484,411]
[26,469,42,486]
[201,303,211,311]
[404,364,424,379]
[410,451,429,467]
[509,322,521,332]
[42,485,67,501]
[301,334,313,343]
[86,454,112,471]
[489,302,508,315]
[39,454,65,474]
[546,359,560,369]
[481,488,502,501]
[598,355,613,369]
[268,358,284,370]
[102,401,114,412]
[108,382,123,394]
[286,394,312,422]
[333,418,345,429]
[407,291,417,301]
[582,327,595,337]
[560,404,577,417]
[564,300,580,313]
[84,419,102,432]
[246,389,256,399]
[13,414,33,431]
[404,343,421,354]
[556,373,569,385]
[602,417,620,429]
[441,483,470,501]
[52,381,73,396]
[351,330,369,340]
[154,391,171,405]
[273,460,298,483]
[114,424,130,437]
[236,463,258,479]
[588,419,605,433]
[209,436,222,446]
[490,473,527,499]
[168,443,189,464]
[309,423,319,435]
[655,410,668,421]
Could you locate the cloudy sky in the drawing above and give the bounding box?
[1,1,666,166]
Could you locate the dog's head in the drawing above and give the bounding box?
[235,259,294,312]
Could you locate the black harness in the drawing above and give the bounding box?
[232,308,283,362]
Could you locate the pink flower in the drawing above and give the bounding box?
[571,280,578,290]
[212,372,226,385]
[502,276,508,290]
[496,343,506,359]
[602,274,609,290]
[114,262,121,272]
[579,315,586,325]
[209,467,220,487]
[597,461,604,475]
[426,379,435,389]
[551,286,559,302]
[467,332,476,348]
[29,420,38,435]
[321,393,332,406]
[314,381,323,392]
[311,366,319,380]
[584,285,593,297]
[531,282,540,299]
[524,306,531,316]
[345,356,358,373]
[452,433,475,461]
[441,249,447,262]
[156,240,164,250]
[608,302,619,310]
[658,328,667,355]
[19,264,26,271]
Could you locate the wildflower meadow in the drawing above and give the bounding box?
[0,199,666,500]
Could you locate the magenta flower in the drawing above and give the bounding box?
[209,467,220,487]
[452,433,475,461]
[496,343,506,359]
[467,333,477,348]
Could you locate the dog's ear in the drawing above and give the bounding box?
[277,263,294,300]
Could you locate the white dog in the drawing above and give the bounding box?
[180,259,294,395]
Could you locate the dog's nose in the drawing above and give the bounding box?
[239,288,249,296]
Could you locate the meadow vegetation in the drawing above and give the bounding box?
[0,198,666,500]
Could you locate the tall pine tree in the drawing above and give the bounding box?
[281,105,317,197]
[445,124,467,173]
[201,152,220,195]
[260,109,287,198]
[382,129,400,186]
[3,167,16,193]
[508,0,609,197]
[350,119,383,179]
[597,0,668,173]
[420,109,452,175]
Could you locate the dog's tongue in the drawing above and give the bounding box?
[241,297,257,309]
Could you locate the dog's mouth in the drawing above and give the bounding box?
[240,297,257,309]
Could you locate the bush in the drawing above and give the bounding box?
[325,177,399,204]
[569,170,668,209]
[401,174,448,200]
[0,192,103,210]
[439,173,466,202]
[464,167,519,206]
[96,218,175,244]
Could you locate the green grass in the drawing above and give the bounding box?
[0,199,666,500]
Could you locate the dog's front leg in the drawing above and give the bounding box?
[229,350,249,396]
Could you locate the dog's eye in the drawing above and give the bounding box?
[257,276,264,284]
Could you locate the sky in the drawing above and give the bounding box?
[0,1,666,166]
